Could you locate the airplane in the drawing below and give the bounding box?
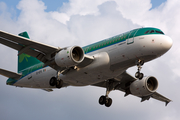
[0,27,172,107]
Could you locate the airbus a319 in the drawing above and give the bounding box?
[0,27,172,107]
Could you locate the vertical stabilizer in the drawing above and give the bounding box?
[18,32,42,73]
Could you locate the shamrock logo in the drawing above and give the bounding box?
[19,53,31,63]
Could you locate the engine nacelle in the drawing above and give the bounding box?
[130,76,158,97]
[55,46,84,67]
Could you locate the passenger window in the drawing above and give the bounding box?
[150,30,155,33]
[144,30,149,34]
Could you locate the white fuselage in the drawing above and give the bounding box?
[14,34,172,88]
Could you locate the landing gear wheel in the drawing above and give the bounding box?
[56,80,63,89]
[139,73,144,80]
[135,72,140,78]
[105,98,112,107]
[49,77,57,86]
[135,72,144,79]
[99,96,106,105]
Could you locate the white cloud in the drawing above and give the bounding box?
[50,12,69,24]
[66,1,139,46]
[0,0,180,120]
[60,0,110,16]
[114,0,152,22]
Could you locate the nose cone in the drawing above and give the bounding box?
[154,35,173,57]
[146,35,173,57]
[161,35,173,53]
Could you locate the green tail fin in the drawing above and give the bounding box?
[18,32,42,73]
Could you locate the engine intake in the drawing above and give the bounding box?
[55,46,84,67]
[130,76,158,97]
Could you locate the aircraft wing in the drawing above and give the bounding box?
[0,68,22,80]
[0,30,93,71]
[0,30,61,68]
[92,71,171,106]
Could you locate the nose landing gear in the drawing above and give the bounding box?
[135,59,144,80]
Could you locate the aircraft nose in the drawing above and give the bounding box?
[161,35,173,52]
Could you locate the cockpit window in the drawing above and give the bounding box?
[144,30,149,34]
[149,30,155,33]
[155,30,164,34]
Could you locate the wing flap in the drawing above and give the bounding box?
[0,37,42,58]
[0,68,22,80]
[0,37,22,51]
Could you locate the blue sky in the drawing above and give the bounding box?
[2,0,166,12]
[151,0,167,8]
[1,0,180,120]
[2,0,69,11]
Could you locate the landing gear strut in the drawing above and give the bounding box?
[99,80,113,107]
[135,59,144,80]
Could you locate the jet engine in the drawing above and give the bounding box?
[55,46,84,67]
[130,76,158,97]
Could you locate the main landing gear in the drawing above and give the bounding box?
[49,77,63,89]
[135,59,144,80]
[49,71,63,88]
[99,80,113,107]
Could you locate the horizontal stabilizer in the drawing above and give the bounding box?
[0,68,22,80]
